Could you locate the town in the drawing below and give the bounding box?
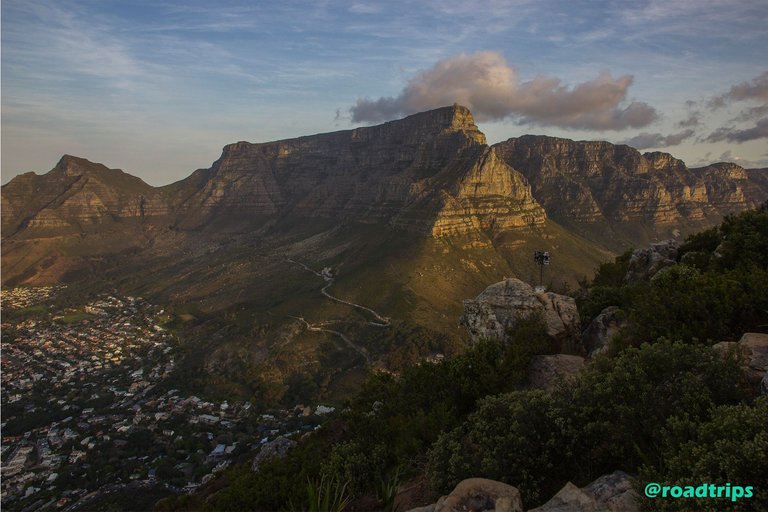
[1,288,331,511]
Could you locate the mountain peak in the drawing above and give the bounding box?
[391,104,486,144]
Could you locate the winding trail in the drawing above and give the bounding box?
[286,258,391,327]
[287,315,371,364]
[285,257,393,365]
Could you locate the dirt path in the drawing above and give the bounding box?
[286,258,391,327]
[287,315,371,364]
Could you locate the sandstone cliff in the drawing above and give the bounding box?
[493,135,768,247]
[168,105,545,235]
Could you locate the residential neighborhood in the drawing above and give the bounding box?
[1,288,330,511]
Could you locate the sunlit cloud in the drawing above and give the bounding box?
[349,51,657,130]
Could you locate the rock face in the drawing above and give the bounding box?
[493,136,768,248]
[3,105,767,286]
[406,478,523,512]
[461,278,580,344]
[160,104,546,235]
[251,436,296,472]
[581,307,628,358]
[713,332,768,394]
[527,355,586,391]
[529,471,639,512]
[624,240,678,282]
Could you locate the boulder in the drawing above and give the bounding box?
[528,355,586,391]
[251,436,296,472]
[529,471,638,512]
[435,478,523,512]
[581,307,627,358]
[583,471,639,511]
[738,332,768,389]
[461,278,580,344]
[527,482,596,511]
[624,240,678,282]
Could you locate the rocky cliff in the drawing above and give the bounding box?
[169,105,545,235]
[493,135,767,247]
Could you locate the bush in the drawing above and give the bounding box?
[641,397,768,511]
[426,390,573,505]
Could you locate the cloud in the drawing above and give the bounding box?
[715,150,768,169]
[704,118,768,143]
[732,105,768,122]
[349,51,658,130]
[709,71,768,108]
[677,115,700,128]
[619,129,695,149]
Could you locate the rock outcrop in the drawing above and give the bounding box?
[406,473,637,512]
[529,471,639,512]
[624,240,678,282]
[581,307,628,358]
[527,355,586,391]
[251,436,296,472]
[714,332,768,394]
[461,278,580,344]
[406,478,523,512]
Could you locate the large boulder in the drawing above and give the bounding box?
[406,478,523,512]
[251,436,296,472]
[624,239,678,282]
[713,332,768,393]
[461,278,580,344]
[528,471,638,512]
[581,307,627,358]
[527,355,586,391]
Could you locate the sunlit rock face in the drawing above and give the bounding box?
[493,135,767,228]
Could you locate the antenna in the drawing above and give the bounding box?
[533,250,550,291]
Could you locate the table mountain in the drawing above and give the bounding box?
[2,105,766,400]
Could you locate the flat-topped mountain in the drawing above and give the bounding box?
[2,105,766,399]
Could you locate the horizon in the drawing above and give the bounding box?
[2,0,767,186]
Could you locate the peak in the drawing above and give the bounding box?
[391,105,486,144]
[55,155,103,176]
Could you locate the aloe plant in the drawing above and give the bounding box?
[306,474,351,512]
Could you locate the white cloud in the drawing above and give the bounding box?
[349,51,657,130]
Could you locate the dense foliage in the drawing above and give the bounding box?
[426,340,750,507]
[578,203,768,343]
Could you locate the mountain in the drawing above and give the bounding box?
[494,135,768,249]
[2,105,766,400]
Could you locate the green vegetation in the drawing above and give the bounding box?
[164,206,768,511]
[578,203,768,342]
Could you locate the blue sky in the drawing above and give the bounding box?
[2,0,767,185]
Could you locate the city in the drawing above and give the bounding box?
[1,288,330,511]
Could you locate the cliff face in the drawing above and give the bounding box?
[493,135,767,231]
[169,105,544,234]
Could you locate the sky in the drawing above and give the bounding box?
[2,0,767,186]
